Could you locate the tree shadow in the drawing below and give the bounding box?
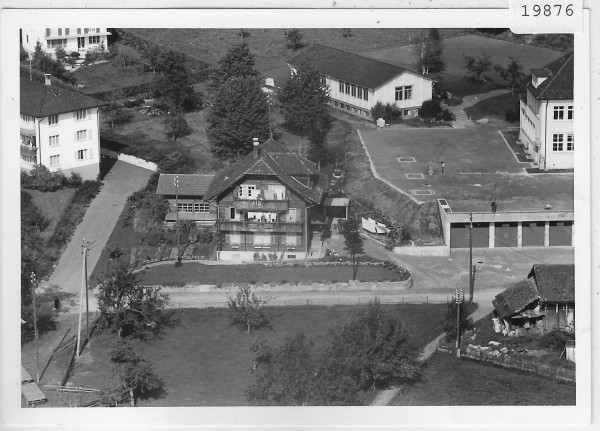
[146,309,182,341]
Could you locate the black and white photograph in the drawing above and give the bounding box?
[1,2,596,430]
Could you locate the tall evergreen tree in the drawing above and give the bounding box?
[211,43,259,85]
[207,77,270,161]
[152,50,199,111]
[278,64,330,137]
[416,29,446,75]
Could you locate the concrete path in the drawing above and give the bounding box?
[23,161,153,392]
[39,160,153,311]
[445,89,511,129]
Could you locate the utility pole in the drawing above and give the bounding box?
[267,94,273,140]
[455,288,464,358]
[76,238,88,357]
[30,272,40,382]
[174,175,181,266]
[469,212,474,303]
[83,239,90,339]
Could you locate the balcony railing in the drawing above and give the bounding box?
[20,145,38,158]
[219,220,303,233]
[233,198,289,212]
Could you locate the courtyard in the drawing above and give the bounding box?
[358,126,574,213]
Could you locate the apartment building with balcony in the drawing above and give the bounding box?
[287,44,434,119]
[518,51,574,171]
[20,75,107,180]
[157,140,329,261]
[21,28,111,59]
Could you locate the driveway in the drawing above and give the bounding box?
[39,160,153,311]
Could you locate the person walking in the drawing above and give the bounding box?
[53,297,61,312]
[441,161,446,175]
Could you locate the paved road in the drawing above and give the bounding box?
[39,160,153,311]
[23,161,153,389]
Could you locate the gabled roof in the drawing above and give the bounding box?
[156,174,214,197]
[527,51,573,100]
[21,79,107,117]
[205,139,325,204]
[287,44,433,90]
[528,264,575,303]
[493,278,540,320]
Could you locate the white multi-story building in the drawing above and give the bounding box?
[20,75,107,180]
[21,28,111,59]
[519,51,574,171]
[287,44,434,119]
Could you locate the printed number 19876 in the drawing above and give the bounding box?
[522,4,574,17]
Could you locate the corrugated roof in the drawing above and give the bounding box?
[156,174,214,196]
[493,278,540,320]
[527,51,573,100]
[528,264,574,303]
[287,44,432,90]
[21,79,107,117]
[205,139,325,204]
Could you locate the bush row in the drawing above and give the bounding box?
[21,165,84,192]
[46,180,102,250]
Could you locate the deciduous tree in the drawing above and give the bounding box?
[227,285,271,334]
[285,29,305,51]
[338,218,364,281]
[103,100,133,129]
[163,111,192,144]
[494,57,525,95]
[152,50,200,112]
[463,53,493,84]
[416,29,446,74]
[96,267,169,339]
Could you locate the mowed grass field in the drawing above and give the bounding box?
[137,261,406,286]
[365,34,565,97]
[126,28,466,88]
[358,127,574,213]
[71,61,156,94]
[68,304,447,406]
[393,352,575,405]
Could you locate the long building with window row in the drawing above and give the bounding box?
[287,44,434,119]
[21,28,111,59]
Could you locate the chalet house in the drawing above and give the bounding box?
[519,51,574,171]
[22,28,111,59]
[20,75,107,180]
[157,140,329,262]
[156,174,217,226]
[493,264,575,334]
[287,44,434,119]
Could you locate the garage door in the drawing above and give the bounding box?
[494,222,518,247]
[450,222,489,249]
[522,221,545,246]
[549,221,572,246]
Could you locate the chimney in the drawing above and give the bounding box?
[44,74,52,86]
[253,138,260,158]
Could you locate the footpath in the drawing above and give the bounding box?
[21,161,153,405]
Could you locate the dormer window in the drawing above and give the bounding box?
[531,68,552,88]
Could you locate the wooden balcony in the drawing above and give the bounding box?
[233,198,289,212]
[219,220,303,233]
[20,145,38,158]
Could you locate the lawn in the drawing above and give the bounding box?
[393,351,575,405]
[67,304,448,406]
[25,188,76,240]
[365,34,564,97]
[137,261,406,286]
[358,127,574,213]
[127,28,466,89]
[464,92,521,122]
[70,61,155,94]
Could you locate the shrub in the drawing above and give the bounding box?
[66,171,83,188]
[539,330,572,351]
[419,99,455,122]
[21,165,66,191]
[505,107,519,123]
[371,102,403,124]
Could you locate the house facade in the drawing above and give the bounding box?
[20,75,106,180]
[519,51,574,171]
[157,140,328,262]
[287,44,434,119]
[22,28,111,59]
[156,174,217,226]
